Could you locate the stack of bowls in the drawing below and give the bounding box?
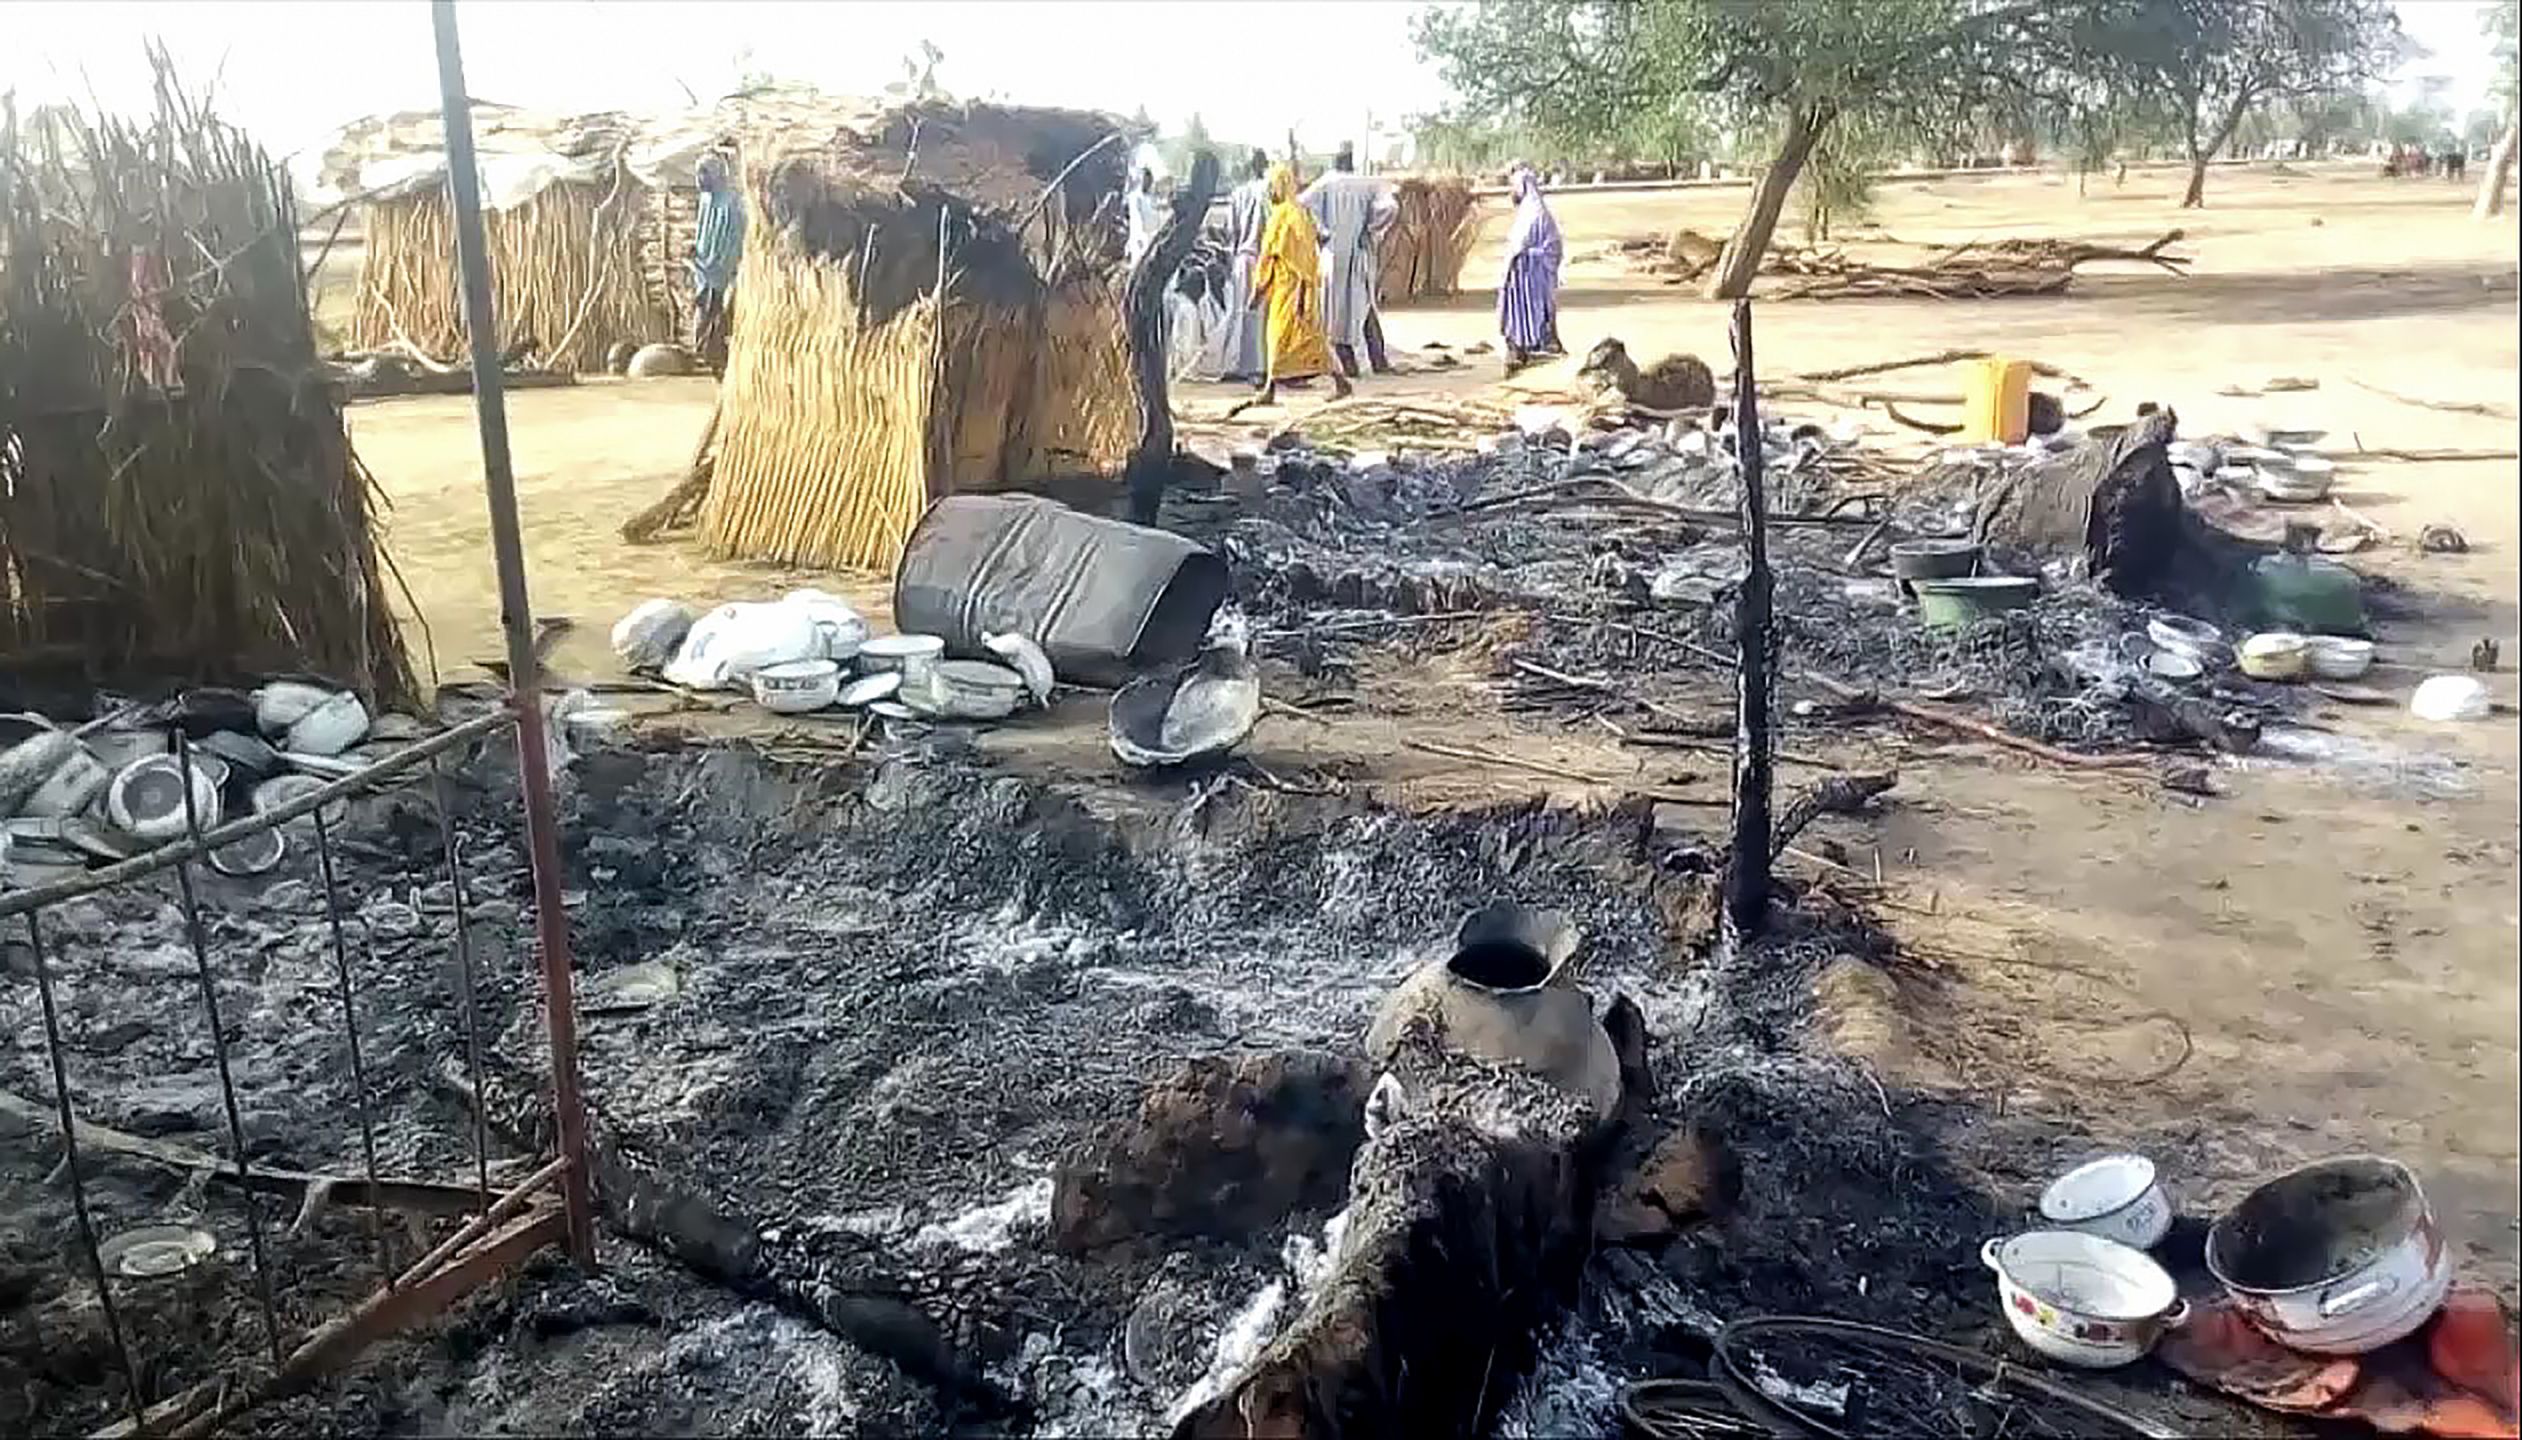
[2147,613,2232,675]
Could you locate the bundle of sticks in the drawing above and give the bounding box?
[1618,228,2192,300]
[1770,230,2191,300]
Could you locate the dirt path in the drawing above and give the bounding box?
[353,162,2520,1279]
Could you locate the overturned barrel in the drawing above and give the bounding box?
[893,495,1229,688]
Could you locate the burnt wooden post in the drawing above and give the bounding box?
[1123,149,1221,525]
[1723,299,1777,932]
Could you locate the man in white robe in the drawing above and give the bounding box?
[1300,143,1398,377]
[1124,167,1165,269]
[1220,149,1272,382]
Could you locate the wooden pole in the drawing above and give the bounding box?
[1722,299,1776,933]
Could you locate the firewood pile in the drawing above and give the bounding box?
[1617,228,2192,300]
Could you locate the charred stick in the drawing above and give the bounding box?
[1123,149,1221,524]
[1768,770,1898,862]
[1722,300,1777,934]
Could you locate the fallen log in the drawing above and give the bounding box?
[443,1061,1010,1411]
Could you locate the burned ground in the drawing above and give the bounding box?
[0,724,2246,1437]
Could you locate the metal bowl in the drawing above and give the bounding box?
[97,1224,217,1280]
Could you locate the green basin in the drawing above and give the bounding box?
[1913,575,2039,630]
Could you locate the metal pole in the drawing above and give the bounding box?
[429,0,596,1266]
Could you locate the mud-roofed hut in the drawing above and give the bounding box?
[1,76,413,703]
[315,103,684,373]
[691,97,1144,572]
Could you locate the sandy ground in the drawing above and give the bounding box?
[350,163,2522,1275]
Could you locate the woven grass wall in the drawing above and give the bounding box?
[698,242,939,572]
[0,75,415,705]
[1377,178,1488,302]
[353,175,671,372]
[1007,277,1136,483]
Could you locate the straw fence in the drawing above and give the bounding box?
[1377,177,1488,302]
[353,174,671,372]
[0,68,414,704]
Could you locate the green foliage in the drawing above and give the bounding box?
[1412,0,2058,154]
[2491,0,2520,110]
[2067,0,2401,161]
[883,40,948,102]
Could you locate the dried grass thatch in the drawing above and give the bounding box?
[0,61,414,704]
[681,112,1141,572]
[1377,177,1487,302]
[353,170,669,372]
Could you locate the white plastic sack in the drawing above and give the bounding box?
[662,603,826,690]
[661,593,871,690]
[612,598,698,672]
[2410,674,2491,722]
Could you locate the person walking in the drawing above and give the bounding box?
[1301,143,1398,377]
[691,151,745,373]
[1249,162,1351,407]
[1497,165,1564,375]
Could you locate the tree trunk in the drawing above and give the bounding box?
[2182,150,2209,208]
[2476,118,2520,221]
[1704,106,1828,301]
[1122,149,1221,525]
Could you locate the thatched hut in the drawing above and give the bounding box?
[692,98,1144,573]
[1,80,413,703]
[316,104,678,373]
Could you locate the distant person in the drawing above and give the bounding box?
[1221,149,1273,382]
[691,152,745,373]
[2442,147,2468,183]
[1125,167,1165,269]
[1250,162,1351,406]
[1497,165,1564,376]
[1301,143,1398,377]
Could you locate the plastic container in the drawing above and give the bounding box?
[1958,357,2033,446]
[2248,551,2365,634]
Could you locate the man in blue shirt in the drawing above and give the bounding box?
[691,151,745,372]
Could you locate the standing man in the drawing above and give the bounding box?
[1125,166,1165,270]
[1220,148,1273,383]
[691,151,745,374]
[1301,142,1398,378]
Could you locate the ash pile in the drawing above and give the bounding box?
[1187,403,2333,757]
[2,726,2111,1439]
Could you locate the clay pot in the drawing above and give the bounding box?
[1366,902,1623,1125]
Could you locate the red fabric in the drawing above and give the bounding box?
[2159,1288,2519,1439]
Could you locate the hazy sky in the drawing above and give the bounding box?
[0,0,2502,170]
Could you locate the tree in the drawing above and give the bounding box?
[1414,0,2065,299]
[883,40,948,102]
[2078,0,2400,207]
[2477,0,2519,218]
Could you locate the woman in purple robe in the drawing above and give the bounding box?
[1497,166,1563,375]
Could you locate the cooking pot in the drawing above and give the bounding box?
[1982,1231,2190,1368]
[1365,902,1622,1126]
[2205,1154,2453,1355]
